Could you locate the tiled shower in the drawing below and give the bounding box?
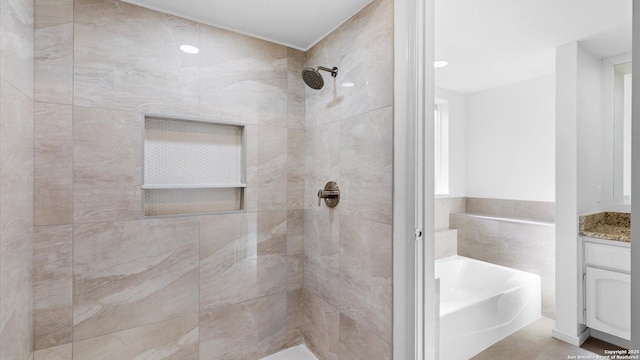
[0,0,394,359]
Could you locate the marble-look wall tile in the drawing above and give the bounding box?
[199,211,286,310]
[303,290,339,360]
[74,0,199,117]
[287,128,305,209]
[465,197,555,223]
[340,107,392,224]
[287,289,304,347]
[73,314,198,360]
[73,106,142,223]
[337,313,391,360]
[287,48,306,129]
[35,0,73,104]
[338,0,393,120]
[434,197,465,230]
[0,228,34,360]
[0,80,34,241]
[0,0,34,97]
[34,102,73,226]
[33,225,72,350]
[199,25,287,127]
[451,214,500,264]
[304,121,340,209]
[0,80,34,360]
[34,343,72,360]
[435,229,458,259]
[73,218,199,341]
[339,215,391,344]
[287,210,304,290]
[304,29,341,129]
[245,125,288,211]
[303,209,340,309]
[200,293,287,360]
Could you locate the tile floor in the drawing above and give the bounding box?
[472,317,626,359]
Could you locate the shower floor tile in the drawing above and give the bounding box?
[260,345,319,360]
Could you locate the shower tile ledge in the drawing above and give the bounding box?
[260,344,319,360]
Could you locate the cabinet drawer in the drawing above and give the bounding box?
[584,242,630,272]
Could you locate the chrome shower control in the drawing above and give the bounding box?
[317,181,340,208]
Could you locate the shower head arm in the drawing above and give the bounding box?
[317,66,339,78]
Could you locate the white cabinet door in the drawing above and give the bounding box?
[586,267,630,340]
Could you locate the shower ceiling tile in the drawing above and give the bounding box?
[119,0,372,50]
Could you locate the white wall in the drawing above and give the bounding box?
[435,87,466,198]
[465,75,556,202]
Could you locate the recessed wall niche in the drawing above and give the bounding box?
[142,116,246,216]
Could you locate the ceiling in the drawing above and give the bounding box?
[121,0,372,51]
[435,0,633,94]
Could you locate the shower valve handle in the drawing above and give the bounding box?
[317,181,340,208]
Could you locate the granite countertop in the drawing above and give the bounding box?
[579,212,630,242]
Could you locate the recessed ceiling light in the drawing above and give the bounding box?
[180,44,199,54]
[341,82,355,88]
[434,60,448,68]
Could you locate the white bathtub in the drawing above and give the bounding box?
[436,255,541,360]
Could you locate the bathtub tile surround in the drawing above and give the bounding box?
[302,0,393,358]
[579,212,631,241]
[0,0,35,357]
[33,343,72,360]
[451,197,556,319]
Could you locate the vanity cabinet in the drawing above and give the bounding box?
[582,238,630,341]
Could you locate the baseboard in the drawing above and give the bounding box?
[589,329,631,349]
[552,327,590,346]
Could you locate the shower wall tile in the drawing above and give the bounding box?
[257,126,288,210]
[287,128,305,209]
[304,29,341,129]
[340,107,392,224]
[73,0,200,117]
[34,343,72,360]
[304,121,340,209]
[199,211,286,310]
[303,209,340,309]
[245,125,289,211]
[339,216,392,344]
[199,25,287,127]
[338,0,393,120]
[337,313,391,360]
[35,0,73,104]
[33,225,73,350]
[287,289,304,346]
[287,48,306,129]
[73,314,198,360]
[0,0,34,98]
[287,210,304,290]
[303,290,339,360]
[0,80,34,360]
[73,218,199,341]
[34,103,73,226]
[73,106,142,223]
[0,80,34,243]
[200,293,287,360]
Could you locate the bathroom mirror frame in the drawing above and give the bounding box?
[611,55,632,205]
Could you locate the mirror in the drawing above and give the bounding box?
[614,61,632,204]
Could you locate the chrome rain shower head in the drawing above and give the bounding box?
[302,66,338,90]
